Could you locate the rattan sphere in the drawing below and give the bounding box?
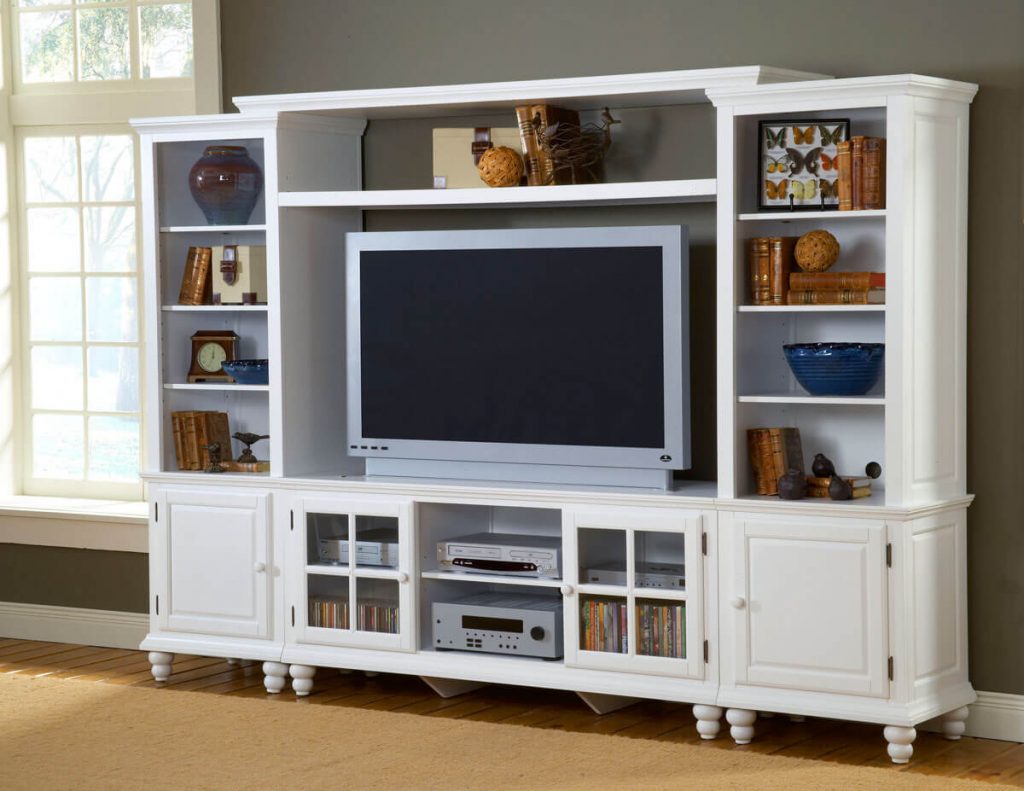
[794,229,841,272]
[478,146,524,187]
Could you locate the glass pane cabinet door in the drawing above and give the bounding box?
[564,507,703,678]
[292,498,414,652]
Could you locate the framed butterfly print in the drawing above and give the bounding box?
[758,118,849,211]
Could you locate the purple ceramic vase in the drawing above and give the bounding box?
[188,145,263,225]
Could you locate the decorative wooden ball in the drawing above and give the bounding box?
[478,146,524,187]
[794,229,840,272]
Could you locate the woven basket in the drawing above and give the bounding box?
[794,230,841,272]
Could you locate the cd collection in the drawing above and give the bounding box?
[581,598,628,654]
[636,601,685,659]
[308,597,399,634]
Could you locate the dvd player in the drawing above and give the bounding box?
[437,532,561,578]
[583,560,686,589]
[318,526,399,567]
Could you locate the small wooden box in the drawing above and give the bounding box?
[432,127,523,189]
[212,245,267,304]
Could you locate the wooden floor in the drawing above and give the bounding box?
[2,638,1022,784]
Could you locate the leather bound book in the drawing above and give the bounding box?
[836,140,853,211]
[787,289,885,305]
[750,237,771,304]
[515,105,544,186]
[769,236,798,305]
[747,429,771,495]
[789,271,886,291]
[767,428,804,493]
[171,412,186,470]
[180,412,201,470]
[528,104,583,185]
[850,136,866,211]
[862,137,886,210]
[177,246,213,305]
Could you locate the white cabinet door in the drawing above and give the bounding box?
[727,512,889,697]
[153,487,271,639]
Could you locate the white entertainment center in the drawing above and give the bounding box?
[134,66,977,764]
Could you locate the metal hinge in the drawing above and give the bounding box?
[888,656,894,681]
[703,640,709,663]
[291,606,295,627]
[701,532,707,556]
[290,510,294,531]
[154,502,158,522]
[155,595,159,616]
[886,543,892,568]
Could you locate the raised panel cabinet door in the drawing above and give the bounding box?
[730,514,888,697]
[155,488,271,639]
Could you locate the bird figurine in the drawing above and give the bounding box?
[828,475,853,500]
[777,468,807,500]
[812,453,836,478]
[232,432,270,464]
[865,461,882,479]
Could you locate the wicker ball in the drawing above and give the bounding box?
[794,229,841,272]
[478,146,524,187]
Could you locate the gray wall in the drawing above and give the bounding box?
[219,0,1024,696]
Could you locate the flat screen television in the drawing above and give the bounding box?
[346,225,689,488]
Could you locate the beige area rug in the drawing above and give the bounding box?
[0,673,1012,791]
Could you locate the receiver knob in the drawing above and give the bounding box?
[530,626,545,641]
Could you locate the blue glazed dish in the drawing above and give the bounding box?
[783,343,884,396]
[222,359,269,385]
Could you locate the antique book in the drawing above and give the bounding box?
[170,412,186,470]
[850,136,866,211]
[221,459,270,473]
[836,140,853,211]
[179,411,201,470]
[749,237,771,304]
[862,137,887,210]
[177,246,213,305]
[748,427,804,496]
[515,105,544,186]
[787,288,886,305]
[769,236,798,305]
[789,271,886,291]
[195,411,231,469]
[515,104,583,186]
[807,475,873,489]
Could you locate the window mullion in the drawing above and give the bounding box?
[75,134,89,478]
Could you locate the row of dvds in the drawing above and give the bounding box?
[308,597,400,634]
[637,601,685,659]
[581,598,628,654]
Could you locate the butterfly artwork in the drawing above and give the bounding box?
[792,126,815,145]
[765,126,787,149]
[819,179,839,200]
[764,179,789,200]
[765,155,788,174]
[785,147,822,176]
[821,152,837,171]
[819,124,845,146]
[790,179,818,201]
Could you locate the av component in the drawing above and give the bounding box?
[432,592,563,658]
[583,560,686,589]
[437,532,561,577]
[317,526,399,567]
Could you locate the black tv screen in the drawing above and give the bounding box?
[358,246,665,448]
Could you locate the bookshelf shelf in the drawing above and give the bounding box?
[577,585,689,602]
[419,570,564,589]
[278,179,717,210]
[161,305,269,312]
[737,210,886,221]
[163,383,270,392]
[737,393,885,406]
[160,224,267,233]
[737,305,885,313]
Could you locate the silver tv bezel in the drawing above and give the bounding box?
[345,225,690,472]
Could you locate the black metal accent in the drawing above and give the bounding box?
[290,510,294,531]
[886,543,892,568]
[888,656,894,681]
[702,532,707,556]
[703,639,709,663]
[155,595,159,616]
[291,606,295,627]
[154,502,158,522]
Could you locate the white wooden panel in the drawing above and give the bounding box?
[731,514,889,696]
[159,488,270,638]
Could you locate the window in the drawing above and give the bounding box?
[3,0,217,500]
[13,0,193,87]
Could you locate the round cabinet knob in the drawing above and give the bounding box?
[530,626,545,641]
[730,596,746,610]
[560,584,574,596]
[396,572,409,583]
[253,561,266,573]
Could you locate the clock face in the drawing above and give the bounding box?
[197,342,227,373]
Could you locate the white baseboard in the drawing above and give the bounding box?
[0,602,147,650]
[965,692,1024,742]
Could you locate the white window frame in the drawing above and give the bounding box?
[0,0,220,502]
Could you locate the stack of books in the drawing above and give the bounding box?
[748,236,798,305]
[636,601,685,659]
[837,137,886,211]
[170,411,231,471]
[309,597,348,630]
[806,475,874,499]
[356,600,400,634]
[581,598,627,654]
[514,103,588,186]
[786,270,886,305]
[748,427,804,496]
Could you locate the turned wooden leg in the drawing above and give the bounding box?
[693,704,724,740]
[942,706,969,740]
[262,661,289,694]
[290,664,316,696]
[726,708,757,745]
[884,725,916,764]
[148,651,173,682]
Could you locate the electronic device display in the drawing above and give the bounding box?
[317,526,399,567]
[583,560,686,589]
[346,226,690,481]
[437,532,561,578]
[432,592,563,658]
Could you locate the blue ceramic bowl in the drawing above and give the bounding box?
[222,359,269,385]
[783,343,884,396]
